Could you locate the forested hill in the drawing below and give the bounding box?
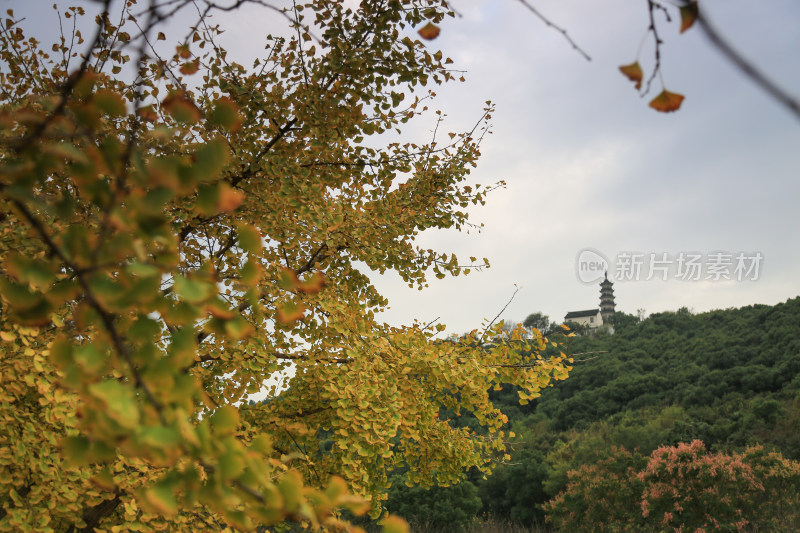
[385,296,800,531]
[533,296,800,434]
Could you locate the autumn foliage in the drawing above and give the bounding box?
[0,1,574,531]
[545,441,800,532]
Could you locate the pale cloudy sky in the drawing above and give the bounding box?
[13,1,800,335]
[368,0,800,334]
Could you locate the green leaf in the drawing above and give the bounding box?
[278,471,303,512]
[140,425,181,449]
[0,278,52,326]
[224,314,254,340]
[210,405,239,435]
[208,97,242,131]
[237,223,262,253]
[167,328,197,368]
[191,138,230,183]
[88,380,140,429]
[174,275,214,304]
[218,450,245,480]
[49,337,74,369]
[144,482,178,516]
[61,435,91,466]
[74,344,106,375]
[93,89,127,117]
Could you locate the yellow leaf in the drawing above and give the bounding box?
[649,89,685,113]
[382,515,410,533]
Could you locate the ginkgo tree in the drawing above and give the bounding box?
[0,1,573,531]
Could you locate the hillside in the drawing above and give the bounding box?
[386,296,800,530]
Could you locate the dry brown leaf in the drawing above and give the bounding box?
[680,2,699,33]
[619,62,643,90]
[649,89,685,113]
[417,22,441,40]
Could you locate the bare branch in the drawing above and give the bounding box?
[517,0,591,61]
[695,8,800,121]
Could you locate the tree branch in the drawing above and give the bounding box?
[695,8,800,121]
[517,0,591,61]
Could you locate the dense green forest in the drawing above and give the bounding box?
[385,296,800,531]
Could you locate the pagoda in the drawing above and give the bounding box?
[599,271,616,322]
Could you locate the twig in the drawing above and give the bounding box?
[517,0,591,61]
[477,285,520,346]
[643,0,666,96]
[421,316,441,331]
[695,8,800,121]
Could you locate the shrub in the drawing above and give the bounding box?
[545,441,800,532]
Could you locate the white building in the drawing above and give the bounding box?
[564,308,603,328]
[564,272,616,331]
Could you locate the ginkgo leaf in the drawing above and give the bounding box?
[176,43,191,59]
[192,138,230,182]
[382,516,410,533]
[209,97,242,131]
[237,223,262,253]
[144,483,179,516]
[179,59,200,75]
[619,62,643,90]
[217,183,245,213]
[649,89,685,113]
[93,89,127,117]
[88,380,140,429]
[90,467,117,491]
[162,91,201,124]
[297,271,326,294]
[277,300,305,324]
[417,22,440,40]
[224,315,255,340]
[61,435,91,466]
[680,2,699,33]
[174,275,214,304]
[278,471,303,512]
[277,267,301,291]
[210,405,240,435]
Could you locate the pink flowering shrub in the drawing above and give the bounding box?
[543,447,648,532]
[639,440,762,531]
[545,441,800,532]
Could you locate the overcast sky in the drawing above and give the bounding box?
[368,0,800,334]
[13,0,800,335]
